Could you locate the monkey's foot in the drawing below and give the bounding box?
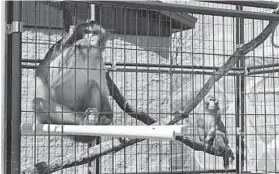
[82,108,100,125]
[204,138,214,150]
[33,97,49,111]
[205,143,212,151]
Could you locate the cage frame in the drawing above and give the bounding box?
[5,1,279,174]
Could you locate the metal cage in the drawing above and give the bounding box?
[5,1,279,174]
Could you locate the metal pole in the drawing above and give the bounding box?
[201,1,278,9]
[3,2,8,174]
[235,5,245,173]
[90,1,279,21]
[239,7,245,174]
[6,1,22,174]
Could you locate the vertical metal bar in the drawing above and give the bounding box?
[235,6,240,173]
[88,3,93,173]
[261,20,267,174]
[6,1,22,174]
[5,2,12,174]
[239,11,245,174]
[3,2,7,174]
[123,6,127,174]
[179,10,184,174]
[135,5,138,174]
[95,3,100,174]
[239,6,245,174]
[111,4,116,173]
[212,14,216,172]
[252,18,258,173]
[146,7,150,173]
[271,16,277,174]
[235,5,245,173]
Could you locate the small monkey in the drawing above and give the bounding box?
[196,95,222,147]
[196,95,234,168]
[31,21,113,143]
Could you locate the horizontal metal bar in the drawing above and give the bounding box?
[100,169,240,174]
[23,24,63,31]
[23,63,279,78]
[21,64,241,76]
[247,67,279,75]
[21,59,243,71]
[247,63,279,70]
[22,60,279,76]
[91,1,279,21]
[200,1,278,9]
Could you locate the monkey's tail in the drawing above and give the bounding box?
[223,146,235,169]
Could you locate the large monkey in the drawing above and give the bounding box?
[31,21,113,142]
[196,95,234,169]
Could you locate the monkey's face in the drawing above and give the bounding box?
[80,21,109,50]
[205,95,220,112]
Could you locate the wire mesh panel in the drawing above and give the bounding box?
[16,1,279,174]
[242,6,279,173]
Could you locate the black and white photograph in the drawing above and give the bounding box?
[3,1,279,174]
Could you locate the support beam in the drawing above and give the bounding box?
[21,124,188,140]
[201,1,278,9]
[91,1,279,21]
[6,1,22,174]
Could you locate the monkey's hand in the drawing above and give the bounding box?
[81,108,100,125]
[204,133,215,150]
[82,108,113,125]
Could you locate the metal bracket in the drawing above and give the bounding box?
[6,21,23,35]
[244,66,249,75]
[236,43,244,49]
[236,127,244,135]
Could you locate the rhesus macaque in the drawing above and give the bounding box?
[196,95,234,168]
[31,21,113,142]
[196,95,221,147]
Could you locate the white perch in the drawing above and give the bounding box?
[21,123,188,140]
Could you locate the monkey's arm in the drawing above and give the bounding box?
[204,125,217,148]
[196,117,206,142]
[217,119,228,134]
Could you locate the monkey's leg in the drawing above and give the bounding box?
[197,125,207,145]
[204,125,218,148]
[100,93,113,125]
[83,80,113,125]
[32,77,88,125]
[73,80,104,143]
[33,97,85,125]
[196,118,206,142]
